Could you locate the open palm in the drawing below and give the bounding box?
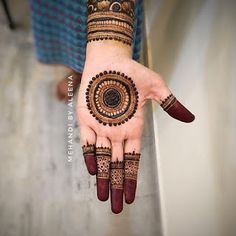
[77,57,194,214]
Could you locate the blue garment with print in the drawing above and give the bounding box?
[29,0,143,73]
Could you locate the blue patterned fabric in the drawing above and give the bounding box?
[29,0,143,73]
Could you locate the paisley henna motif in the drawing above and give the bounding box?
[86,70,139,126]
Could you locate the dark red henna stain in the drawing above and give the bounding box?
[161,94,195,123]
[165,100,195,123]
[97,178,109,201]
[111,189,123,214]
[82,144,97,176]
[84,154,97,175]
[124,152,140,204]
[124,179,136,204]
[110,161,124,214]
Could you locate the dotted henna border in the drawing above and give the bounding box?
[86,70,139,126]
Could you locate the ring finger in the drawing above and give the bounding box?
[96,136,111,201]
[124,138,141,204]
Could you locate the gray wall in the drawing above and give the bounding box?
[145,0,236,235]
[0,1,161,236]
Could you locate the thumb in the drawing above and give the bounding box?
[159,94,195,123]
[134,62,195,123]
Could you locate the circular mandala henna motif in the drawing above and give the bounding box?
[86,71,139,126]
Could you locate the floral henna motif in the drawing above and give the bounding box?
[124,152,140,181]
[96,147,111,179]
[86,70,139,126]
[87,0,135,45]
[110,161,124,189]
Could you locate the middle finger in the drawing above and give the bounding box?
[110,142,124,214]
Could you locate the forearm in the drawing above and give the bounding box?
[85,0,136,60]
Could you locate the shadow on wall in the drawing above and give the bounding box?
[205,2,236,236]
[147,0,206,83]
[146,0,236,235]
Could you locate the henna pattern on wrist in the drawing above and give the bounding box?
[86,70,139,126]
[124,152,140,181]
[96,147,111,179]
[87,0,135,45]
[110,161,124,189]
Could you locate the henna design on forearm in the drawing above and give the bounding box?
[87,0,135,45]
[86,70,139,126]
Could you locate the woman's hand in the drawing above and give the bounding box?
[76,42,195,214]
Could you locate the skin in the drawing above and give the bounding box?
[76,40,176,213]
[77,0,194,215]
[77,40,172,157]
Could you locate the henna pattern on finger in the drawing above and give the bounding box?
[110,161,124,213]
[160,94,177,111]
[110,161,124,189]
[124,152,140,181]
[96,147,111,179]
[124,151,140,204]
[82,144,97,175]
[87,0,135,45]
[86,71,139,126]
[96,147,111,201]
[160,93,195,123]
[82,143,96,155]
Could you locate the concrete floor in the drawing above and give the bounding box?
[0,1,161,236]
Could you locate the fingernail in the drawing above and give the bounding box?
[161,94,195,123]
[110,161,124,214]
[96,147,111,201]
[82,144,97,175]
